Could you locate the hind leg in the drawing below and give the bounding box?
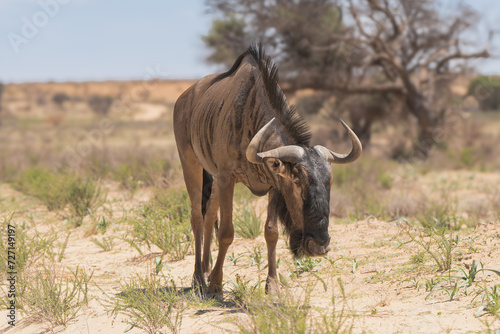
[202,178,219,277]
[177,148,205,290]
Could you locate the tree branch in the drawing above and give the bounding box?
[367,0,400,41]
[435,49,490,73]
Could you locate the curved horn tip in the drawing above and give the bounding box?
[316,118,362,164]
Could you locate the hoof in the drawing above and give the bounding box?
[192,274,207,294]
[205,291,223,300]
[265,278,280,295]
[207,282,223,295]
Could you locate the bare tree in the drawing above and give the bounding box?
[204,0,493,157]
[336,0,491,156]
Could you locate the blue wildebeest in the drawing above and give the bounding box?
[173,44,361,295]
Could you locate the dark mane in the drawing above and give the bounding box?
[211,44,312,146]
[210,50,250,85]
[269,189,304,258]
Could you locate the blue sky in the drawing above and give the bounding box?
[1,0,499,83]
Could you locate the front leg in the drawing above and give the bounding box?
[265,190,280,294]
[207,174,235,296]
[202,179,219,276]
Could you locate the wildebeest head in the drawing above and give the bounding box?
[247,118,362,257]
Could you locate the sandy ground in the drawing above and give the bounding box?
[0,173,499,334]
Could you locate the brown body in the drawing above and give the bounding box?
[173,45,361,294]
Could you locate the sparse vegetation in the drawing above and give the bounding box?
[13,168,107,225]
[13,167,70,211]
[401,217,458,272]
[236,293,309,334]
[0,214,56,275]
[66,175,107,226]
[1,79,500,333]
[113,163,143,198]
[15,266,93,329]
[234,204,262,239]
[108,274,188,334]
[127,187,193,260]
[91,236,115,251]
[479,284,500,316]
[232,278,354,334]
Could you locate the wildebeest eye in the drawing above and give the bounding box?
[293,177,300,184]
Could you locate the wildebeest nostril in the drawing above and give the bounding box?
[306,239,331,256]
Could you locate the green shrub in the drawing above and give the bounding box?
[129,187,193,260]
[66,176,106,226]
[91,236,115,252]
[112,163,142,197]
[13,168,106,225]
[112,158,177,195]
[109,274,187,334]
[378,171,394,190]
[13,167,70,211]
[234,205,262,239]
[0,214,56,276]
[467,75,500,111]
[401,217,458,272]
[236,293,308,334]
[231,276,354,334]
[13,266,92,329]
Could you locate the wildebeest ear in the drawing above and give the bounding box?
[264,158,289,178]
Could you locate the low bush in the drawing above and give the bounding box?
[13,167,70,211]
[0,213,56,277]
[108,274,187,334]
[16,266,92,329]
[13,168,107,225]
[467,75,500,111]
[234,205,261,239]
[128,187,193,260]
[66,176,107,226]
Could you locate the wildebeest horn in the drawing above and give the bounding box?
[246,118,306,164]
[314,119,362,164]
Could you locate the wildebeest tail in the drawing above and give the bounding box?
[202,169,219,231]
[202,169,212,216]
